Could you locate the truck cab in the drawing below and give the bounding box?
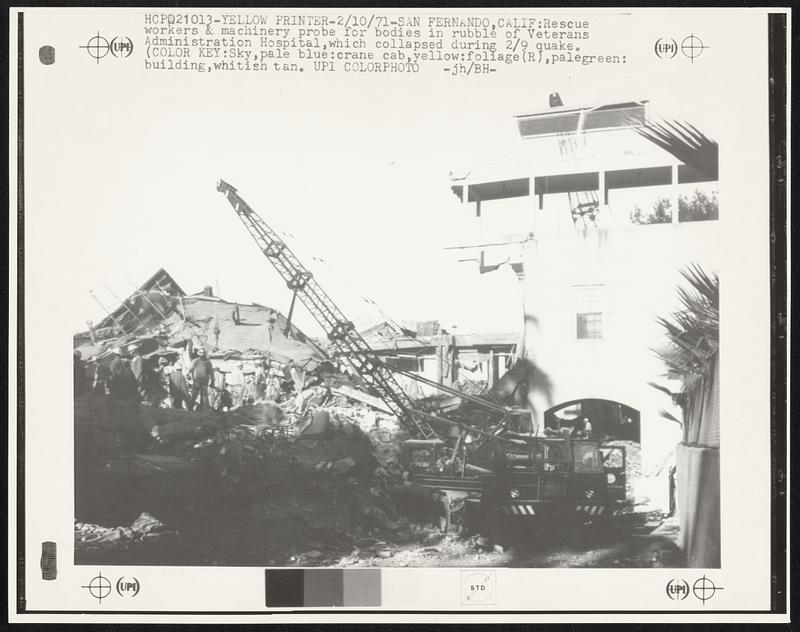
[481,433,628,522]
[402,432,629,532]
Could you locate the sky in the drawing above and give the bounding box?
[23,9,734,339]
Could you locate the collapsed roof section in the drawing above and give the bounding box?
[358,320,518,354]
[96,268,185,331]
[165,295,326,365]
[359,320,445,349]
[74,269,326,369]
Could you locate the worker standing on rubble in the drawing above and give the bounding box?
[167,360,191,410]
[227,362,246,409]
[130,345,144,392]
[211,367,231,411]
[267,310,277,342]
[280,359,297,394]
[282,359,306,393]
[157,357,171,404]
[265,370,281,402]
[181,339,194,375]
[92,362,110,395]
[74,350,87,395]
[254,361,267,401]
[189,348,214,410]
[108,348,137,401]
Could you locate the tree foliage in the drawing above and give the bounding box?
[650,265,719,443]
[630,189,719,225]
[653,264,719,391]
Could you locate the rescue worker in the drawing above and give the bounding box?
[156,356,171,404]
[130,345,144,385]
[93,362,110,395]
[227,362,245,408]
[73,350,87,395]
[264,371,281,402]
[129,345,145,399]
[168,359,190,410]
[180,339,194,375]
[212,368,233,412]
[108,347,137,401]
[267,310,278,342]
[188,348,214,410]
[280,360,297,394]
[254,361,267,401]
[284,359,305,392]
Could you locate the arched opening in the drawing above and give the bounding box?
[544,398,641,443]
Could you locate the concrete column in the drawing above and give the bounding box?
[599,170,606,205]
[448,342,457,387]
[475,199,482,243]
[435,335,457,387]
[488,348,497,387]
[598,170,607,225]
[435,337,445,384]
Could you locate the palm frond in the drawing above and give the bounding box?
[648,380,679,398]
[633,117,719,180]
[658,409,683,425]
[652,264,719,388]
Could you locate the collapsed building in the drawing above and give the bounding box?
[73,269,485,565]
[357,319,519,397]
[74,267,327,374]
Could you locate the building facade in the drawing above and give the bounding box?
[449,98,719,470]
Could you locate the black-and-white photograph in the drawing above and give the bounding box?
[11,6,787,621]
[71,99,722,570]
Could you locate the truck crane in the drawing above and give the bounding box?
[216,179,633,538]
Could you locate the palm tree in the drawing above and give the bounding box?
[652,264,720,567]
[650,264,719,443]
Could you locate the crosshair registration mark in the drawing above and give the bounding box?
[82,571,112,604]
[681,34,708,62]
[80,32,110,63]
[692,575,723,604]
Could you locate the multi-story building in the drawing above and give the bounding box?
[448,96,719,471]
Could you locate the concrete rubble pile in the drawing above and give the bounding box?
[74,367,450,565]
[72,271,467,565]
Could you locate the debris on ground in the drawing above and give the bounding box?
[75,512,175,549]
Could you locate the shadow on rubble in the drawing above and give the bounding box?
[73,393,450,567]
[73,392,682,568]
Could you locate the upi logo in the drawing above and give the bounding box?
[665,578,689,600]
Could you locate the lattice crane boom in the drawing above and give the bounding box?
[216,179,444,441]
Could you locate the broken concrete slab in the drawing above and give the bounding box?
[234,401,285,427]
[329,457,356,475]
[332,385,393,414]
